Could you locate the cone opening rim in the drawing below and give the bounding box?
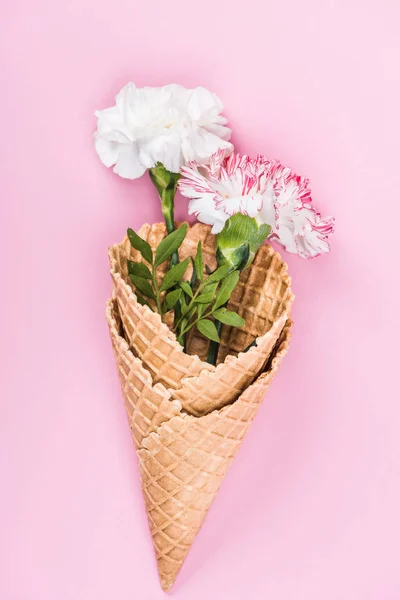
[109,222,294,368]
[106,297,292,428]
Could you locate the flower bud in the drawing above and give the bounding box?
[216,213,271,271]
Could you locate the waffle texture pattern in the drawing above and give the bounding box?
[107,223,294,590]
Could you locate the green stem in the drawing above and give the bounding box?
[206,312,225,365]
[180,306,214,337]
[160,187,178,265]
[161,191,181,325]
[149,165,180,267]
[149,165,182,326]
[174,277,209,333]
[152,268,162,315]
[206,214,271,364]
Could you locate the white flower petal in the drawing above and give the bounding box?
[144,132,184,173]
[274,225,298,254]
[113,144,146,179]
[271,171,334,258]
[188,196,228,233]
[94,134,119,168]
[257,187,276,226]
[187,87,222,120]
[184,129,233,164]
[94,83,232,181]
[205,121,232,141]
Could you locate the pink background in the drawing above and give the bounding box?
[1,0,400,598]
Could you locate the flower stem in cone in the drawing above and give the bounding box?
[206,214,271,365]
[149,163,182,324]
[149,164,181,265]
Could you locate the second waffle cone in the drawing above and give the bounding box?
[109,222,294,416]
[107,298,292,591]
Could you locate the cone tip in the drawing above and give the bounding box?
[160,575,174,592]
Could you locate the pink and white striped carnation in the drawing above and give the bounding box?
[179,151,334,258]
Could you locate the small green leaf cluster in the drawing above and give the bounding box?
[126,226,246,347]
[127,223,189,315]
[174,241,245,344]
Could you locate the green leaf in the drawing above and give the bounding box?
[179,317,189,333]
[136,295,151,308]
[180,294,191,316]
[163,289,182,312]
[214,271,240,309]
[213,308,245,327]
[127,260,152,279]
[196,319,221,342]
[194,241,204,282]
[205,264,212,275]
[186,306,197,321]
[190,258,197,288]
[203,264,231,285]
[197,303,206,318]
[180,298,196,331]
[154,223,188,267]
[127,228,153,264]
[159,258,190,292]
[180,301,196,320]
[129,274,156,300]
[179,280,194,298]
[196,282,218,304]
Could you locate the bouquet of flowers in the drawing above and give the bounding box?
[95,82,334,590]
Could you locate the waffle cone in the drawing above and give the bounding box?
[109,222,294,416]
[107,298,292,591]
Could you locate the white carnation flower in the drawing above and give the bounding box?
[94,83,233,179]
